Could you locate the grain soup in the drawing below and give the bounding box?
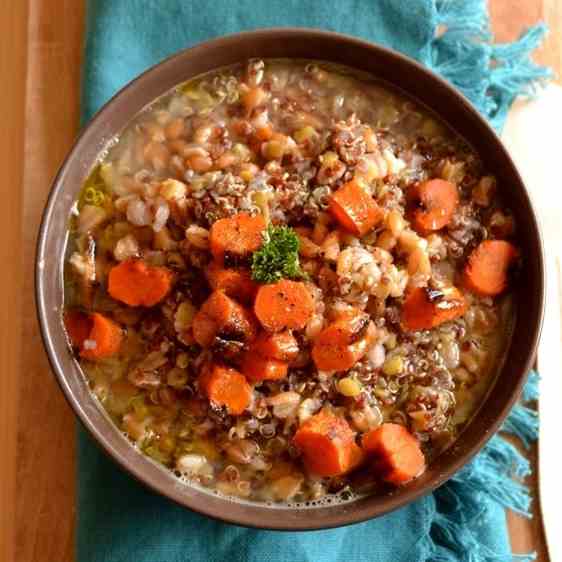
[63,59,518,504]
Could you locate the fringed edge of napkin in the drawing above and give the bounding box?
[422,0,551,132]
[422,372,540,562]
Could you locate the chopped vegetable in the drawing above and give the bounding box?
[293,410,364,476]
[79,312,123,360]
[78,164,108,210]
[198,364,252,415]
[361,423,426,485]
[337,377,362,397]
[206,262,258,303]
[252,330,299,362]
[254,279,314,332]
[192,290,257,347]
[241,352,288,382]
[463,240,518,296]
[210,212,265,266]
[251,224,307,284]
[408,179,458,235]
[63,310,92,349]
[402,285,467,331]
[312,312,376,371]
[328,178,383,236]
[382,355,404,376]
[108,259,173,307]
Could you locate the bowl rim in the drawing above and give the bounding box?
[35,27,544,531]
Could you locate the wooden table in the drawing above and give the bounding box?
[1,2,560,560]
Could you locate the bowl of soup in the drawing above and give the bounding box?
[36,29,543,529]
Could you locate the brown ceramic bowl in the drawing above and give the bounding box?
[36,28,544,530]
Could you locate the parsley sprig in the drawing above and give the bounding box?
[251,225,308,284]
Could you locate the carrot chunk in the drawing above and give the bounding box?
[241,351,288,382]
[64,310,92,349]
[408,179,459,235]
[79,312,123,360]
[293,410,364,477]
[209,212,265,266]
[402,285,467,331]
[198,364,252,415]
[192,290,257,347]
[206,261,258,303]
[362,423,426,485]
[312,312,376,372]
[254,279,314,332]
[463,239,519,297]
[252,330,299,362]
[328,178,383,237]
[108,259,172,307]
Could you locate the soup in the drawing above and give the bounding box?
[63,59,518,504]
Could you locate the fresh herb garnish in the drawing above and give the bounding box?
[251,225,307,284]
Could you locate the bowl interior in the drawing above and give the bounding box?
[36,29,543,530]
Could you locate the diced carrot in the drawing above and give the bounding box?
[191,312,217,348]
[209,213,266,266]
[312,313,376,371]
[293,410,364,477]
[206,261,258,303]
[198,364,252,415]
[401,285,467,331]
[241,351,288,382]
[79,312,123,360]
[254,279,314,332]
[192,290,257,347]
[64,310,92,349]
[328,178,383,237]
[361,423,426,485]
[108,259,172,307]
[408,179,459,235]
[383,446,427,486]
[463,240,519,297]
[252,330,299,362]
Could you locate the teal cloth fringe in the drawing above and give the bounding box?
[424,0,550,130]
[78,1,549,561]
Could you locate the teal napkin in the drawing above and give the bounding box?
[79,2,547,560]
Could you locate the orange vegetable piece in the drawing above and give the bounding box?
[312,312,376,371]
[198,364,252,416]
[408,179,459,235]
[209,212,265,266]
[402,285,467,331]
[293,410,364,477]
[108,259,172,307]
[254,279,314,332]
[252,330,299,362]
[241,351,288,382]
[79,312,123,360]
[463,240,519,297]
[362,423,426,485]
[254,124,274,141]
[64,310,92,349]
[328,178,383,237]
[206,261,258,303]
[192,290,257,347]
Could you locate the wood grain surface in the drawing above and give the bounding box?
[1,1,559,561]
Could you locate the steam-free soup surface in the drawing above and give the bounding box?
[64,59,518,504]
